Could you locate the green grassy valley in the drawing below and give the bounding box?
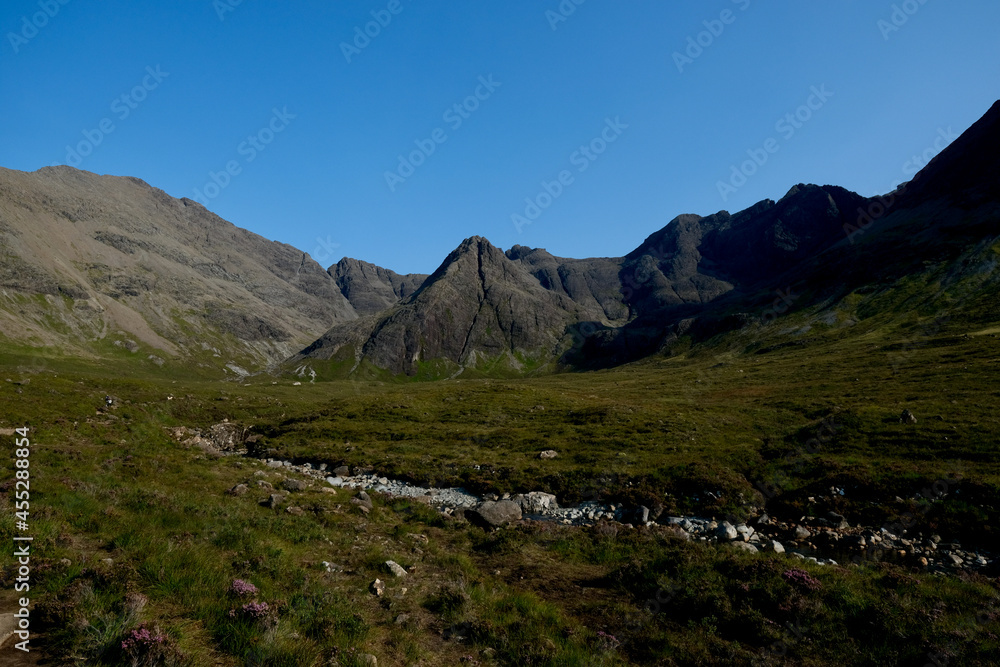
[2,283,999,665]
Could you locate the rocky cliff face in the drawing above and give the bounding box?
[298,237,590,376]
[330,257,428,316]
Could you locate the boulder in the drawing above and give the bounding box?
[714,521,739,541]
[513,491,559,514]
[538,450,559,459]
[385,561,407,577]
[900,409,917,424]
[259,493,285,509]
[764,539,785,554]
[227,484,249,496]
[466,500,522,529]
[282,479,308,492]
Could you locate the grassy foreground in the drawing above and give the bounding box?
[1,309,1000,665]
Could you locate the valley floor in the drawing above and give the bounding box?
[1,323,999,665]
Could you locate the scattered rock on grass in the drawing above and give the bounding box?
[260,493,285,509]
[282,479,307,492]
[466,499,522,529]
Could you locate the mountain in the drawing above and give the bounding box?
[0,166,359,369]
[296,237,591,377]
[294,101,1000,377]
[3,101,998,379]
[331,257,428,316]
[293,183,877,376]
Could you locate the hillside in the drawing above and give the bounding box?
[0,167,360,371]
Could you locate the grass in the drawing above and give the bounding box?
[1,288,1000,664]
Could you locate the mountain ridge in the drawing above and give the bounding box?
[2,100,998,378]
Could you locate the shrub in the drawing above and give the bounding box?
[229,578,258,598]
[782,568,822,592]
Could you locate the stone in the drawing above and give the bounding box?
[326,476,343,486]
[227,484,249,496]
[359,653,378,666]
[948,554,964,566]
[351,492,374,512]
[334,465,350,477]
[826,511,849,529]
[385,561,407,577]
[260,493,285,508]
[629,506,650,525]
[513,491,559,514]
[764,539,785,554]
[735,524,755,542]
[285,506,304,516]
[538,450,559,459]
[370,579,385,597]
[732,541,759,553]
[466,500,522,529]
[282,479,307,492]
[714,521,738,542]
[900,409,917,424]
[794,526,812,540]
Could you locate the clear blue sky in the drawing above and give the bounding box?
[2,0,998,274]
